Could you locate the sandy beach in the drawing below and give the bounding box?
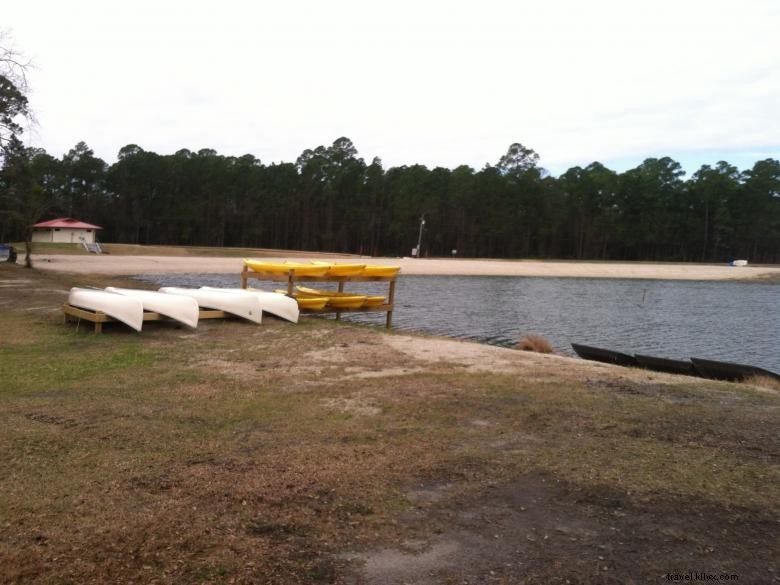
[29,253,780,280]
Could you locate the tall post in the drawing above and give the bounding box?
[386,278,396,329]
[415,215,426,258]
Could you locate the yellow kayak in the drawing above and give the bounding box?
[361,265,400,277]
[296,286,383,307]
[274,289,328,310]
[297,297,329,310]
[244,259,331,276]
[244,259,288,274]
[328,296,367,309]
[282,262,331,276]
[288,294,362,309]
[295,287,366,309]
[363,295,387,307]
[310,261,367,277]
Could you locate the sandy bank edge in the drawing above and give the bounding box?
[28,254,780,281]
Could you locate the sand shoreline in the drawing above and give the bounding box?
[29,254,780,281]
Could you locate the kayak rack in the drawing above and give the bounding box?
[62,304,228,334]
[240,267,397,328]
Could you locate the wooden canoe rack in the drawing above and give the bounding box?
[62,303,227,334]
[240,267,397,328]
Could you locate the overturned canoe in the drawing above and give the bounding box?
[159,287,262,324]
[200,287,300,323]
[691,358,780,383]
[634,354,697,377]
[571,343,637,367]
[67,287,144,332]
[106,287,199,328]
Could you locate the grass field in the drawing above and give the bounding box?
[1,263,778,584]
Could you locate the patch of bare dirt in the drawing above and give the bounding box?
[343,366,426,379]
[298,328,429,381]
[302,347,354,364]
[344,473,778,585]
[322,396,382,417]
[382,334,746,390]
[191,357,260,381]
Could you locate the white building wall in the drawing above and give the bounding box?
[32,229,96,244]
[31,230,53,243]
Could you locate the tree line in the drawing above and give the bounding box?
[1,35,778,264]
[2,137,778,262]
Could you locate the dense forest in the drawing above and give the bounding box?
[1,137,778,262]
[1,34,778,264]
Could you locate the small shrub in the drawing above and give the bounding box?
[516,334,553,354]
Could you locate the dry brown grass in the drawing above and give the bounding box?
[744,374,780,391]
[516,333,554,353]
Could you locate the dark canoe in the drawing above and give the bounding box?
[635,354,697,377]
[691,358,780,383]
[571,343,637,367]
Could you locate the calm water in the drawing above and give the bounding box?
[135,274,780,372]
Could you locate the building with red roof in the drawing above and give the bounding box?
[32,218,103,244]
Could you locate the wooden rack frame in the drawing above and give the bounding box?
[240,267,397,328]
[62,304,227,334]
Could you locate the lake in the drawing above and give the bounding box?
[135,274,780,372]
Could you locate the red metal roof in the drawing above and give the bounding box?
[32,217,102,230]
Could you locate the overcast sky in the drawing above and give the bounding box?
[5,0,780,176]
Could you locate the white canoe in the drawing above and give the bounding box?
[159,287,262,324]
[201,287,300,323]
[105,287,199,329]
[68,287,144,332]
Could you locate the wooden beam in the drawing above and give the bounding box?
[62,304,233,334]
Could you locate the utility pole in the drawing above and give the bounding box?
[415,215,426,258]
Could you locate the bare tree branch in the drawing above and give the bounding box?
[0,30,33,91]
[0,30,36,149]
